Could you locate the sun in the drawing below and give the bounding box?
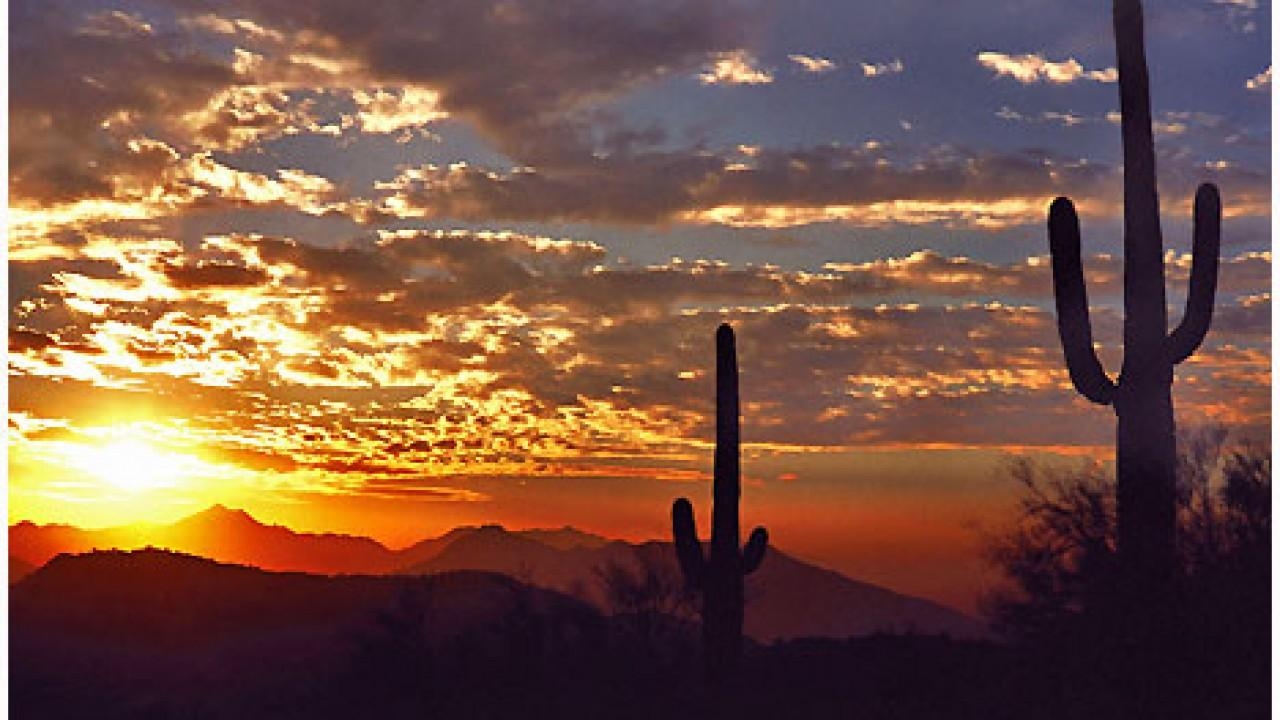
[87,439,184,493]
[60,434,211,496]
[10,422,259,528]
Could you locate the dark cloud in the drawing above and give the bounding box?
[9,328,58,353]
[375,143,1269,227]
[11,0,1267,237]
[9,0,234,203]
[162,262,269,289]
[9,0,752,213]
[227,0,750,160]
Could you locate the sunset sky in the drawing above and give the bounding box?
[7,0,1271,611]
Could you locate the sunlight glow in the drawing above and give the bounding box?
[66,437,204,494]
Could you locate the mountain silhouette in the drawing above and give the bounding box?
[13,548,580,647]
[402,524,600,586]
[731,544,982,640]
[390,524,609,570]
[11,504,399,574]
[11,548,601,719]
[11,506,984,640]
[153,504,396,574]
[404,526,985,639]
[9,519,115,567]
[10,509,603,576]
[10,555,36,584]
[515,525,611,551]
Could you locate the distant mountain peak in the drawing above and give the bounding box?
[188,504,259,522]
[515,526,610,550]
[216,504,252,517]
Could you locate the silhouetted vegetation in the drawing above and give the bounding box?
[5,548,1062,719]
[672,324,770,682]
[982,427,1270,718]
[594,552,697,658]
[1046,0,1221,599]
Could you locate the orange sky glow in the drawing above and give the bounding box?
[8,0,1270,616]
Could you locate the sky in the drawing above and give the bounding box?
[6,0,1272,612]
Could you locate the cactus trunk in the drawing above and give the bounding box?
[707,322,744,676]
[1114,0,1176,592]
[1047,0,1221,597]
[1116,389,1177,590]
[672,324,768,682]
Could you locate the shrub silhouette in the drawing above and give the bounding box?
[594,552,697,659]
[982,429,1270,718]
[671,323,769,682]
[1046,0,1221,598]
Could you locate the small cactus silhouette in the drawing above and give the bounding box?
[1047,0,1221,592]
[672,323,768,682]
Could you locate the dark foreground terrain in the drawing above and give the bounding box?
[11,549,1266,719]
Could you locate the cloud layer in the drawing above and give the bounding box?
[11,223,1270,509]
[8,0,1271,527]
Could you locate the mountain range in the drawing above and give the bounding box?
[10,505,985,640]
[11,549,609,719]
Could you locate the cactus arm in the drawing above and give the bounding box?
[672,498,705,586]
[1166,183,1222,364]
[742,527,768,575]
[1048,197,1119,405]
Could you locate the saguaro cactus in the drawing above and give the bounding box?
[1047,0,1221,593]
[672,324,768,681]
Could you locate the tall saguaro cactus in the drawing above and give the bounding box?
[1047,0,1221,593]
[672,324,769,682]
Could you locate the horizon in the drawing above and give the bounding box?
[7,501,926,587]
[12,502,622,548]
[7,0,1271,617]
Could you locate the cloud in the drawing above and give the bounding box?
[161,261,270,290]
[180,86,337,152]
[9,0,751,222]
[373,140,1269,229]
[78,9,155,37]
[1213,0,1260,33]
[350,86,447,137]
[224,0,751,164]
[1102,110,1234,140]
[822,249,1271,303]
[997,107,1087,128]
[789,53,837,74]
[13,0,1266,242]
[861,59,905,78]
[6,0,1271,517]
[977,52,1116,84]
[10,1,235,205]
[10,223,1269,462]
[177,13,285,43]
[999,106,1240,142]
[9,218,1270,512]
[699,50,774,85]
[1246,66,1271,90]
